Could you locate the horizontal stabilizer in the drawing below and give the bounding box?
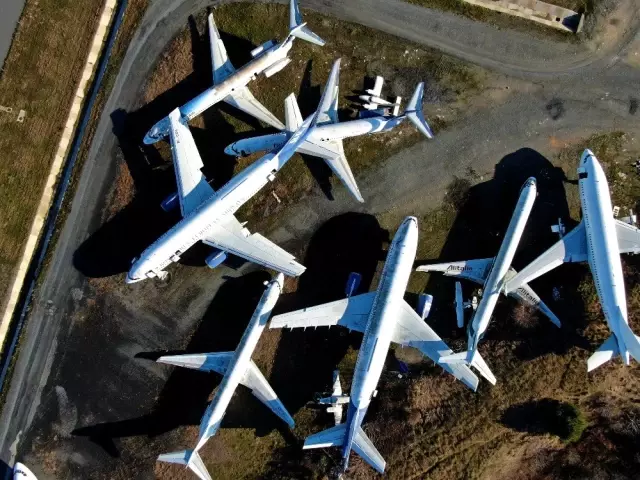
[157,352,233,376]
[405,83,433,139]
[157,450,212,480]
[285,93,303,132]
[438,351,469,365]
[352,427,386,473]
[470,351,496,385]
[619,321,640,363]
[289,0,325,46]
[587,334,618,372]
[303,423,347,449]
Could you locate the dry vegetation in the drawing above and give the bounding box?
[0,0,105,316]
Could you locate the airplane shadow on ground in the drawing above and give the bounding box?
[418,148,591,364]
[72,213,386,468]
[0,460,10,479]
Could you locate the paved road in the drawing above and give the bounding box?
[0,0,26,70]
[0,0,639,477]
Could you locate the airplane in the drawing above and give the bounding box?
[127,60,350,283]
[223,60,434,203]
[270,217,479,474]
[157,273,293,480]
[417,178,561,385]
[143,0,325,144]
[505,150,640,371]
[13,463,38,480]
[314,370,350,425]
[359,75,402,115]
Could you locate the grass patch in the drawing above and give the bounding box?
[0,0,105,315]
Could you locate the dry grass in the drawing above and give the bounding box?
[0,0,105,315]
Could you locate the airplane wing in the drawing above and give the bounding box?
[505,221,587,291]
[269,292,376,331]
[298,139,364,202]
[224,86,285,130]
[504,268,562,327]
[416,258,494,285]
[391,300,479,391]
[284,92,303,132]
[615,219,640,254]
[156,351,233,375]
[240,360,294,427]
[208,13,235,85]
[365,76,384,109]
[202,215,305,277]
[167,109,216,217]
[316,59,341,125]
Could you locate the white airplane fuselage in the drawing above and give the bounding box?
[144,39,294,144]
[225,115,406,156]
[194,274,284,452]
[466,178,537,352]
[579,151,630,362]
[126,148,290,283]
[342,216,418,462]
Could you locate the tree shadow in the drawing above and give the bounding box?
[71,270,297,458]
[261,212,386,476]
[419,148,589,361]
[500,398,582,439]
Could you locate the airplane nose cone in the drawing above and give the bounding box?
[581,148,595,163]
[404,216,418,227]
[274,272,285,287]
[526,177,537,187]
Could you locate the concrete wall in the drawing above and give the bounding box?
[462,0,584,33]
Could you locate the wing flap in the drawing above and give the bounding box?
[224,87,285,130]
[269,292,375,331]
[241,360,294,427]
[168,109,215,216]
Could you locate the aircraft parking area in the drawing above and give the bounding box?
[1,0,640,478]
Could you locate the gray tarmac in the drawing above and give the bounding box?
[0,0,25,70]
[0,0,639,477]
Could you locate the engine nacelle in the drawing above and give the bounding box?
[161,191,179,212]
[251,40,276,58]
[205,249,227,269]
[417,293,433,320]
[345,272,362,298]
[264,58,292,78]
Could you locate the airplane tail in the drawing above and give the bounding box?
[404,82,434,139]
[588,322,640,371]
[288,0,325,46]
[303,423,386,474]
[157,449,212,480]
[440,350,496,385]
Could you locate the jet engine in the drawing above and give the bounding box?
[205,249,227,269]
[250,40,276,58]
[264,58,292,78]
[161,191,179,212]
